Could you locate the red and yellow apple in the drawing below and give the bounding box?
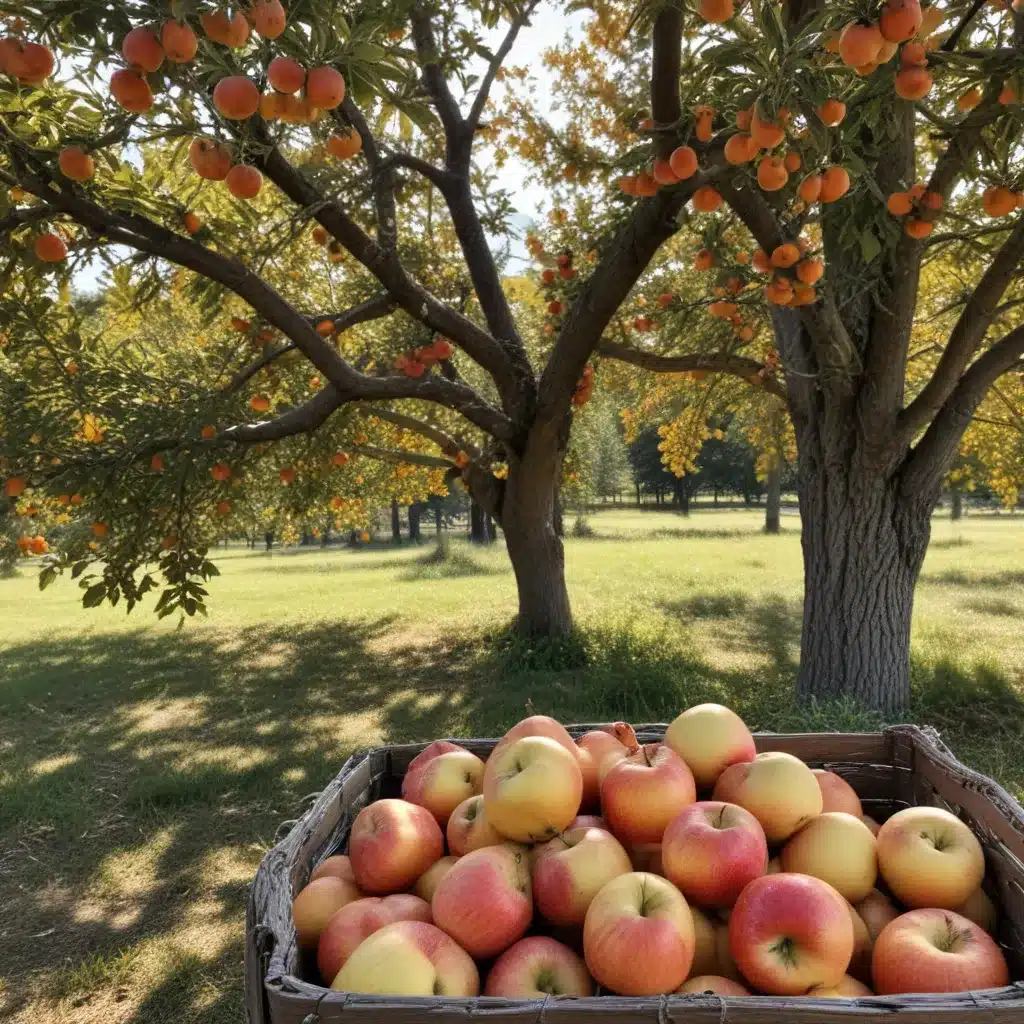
[532,826,633,926]
[577,728,632,809]
[447,794,503,856]
[601,744,696,845]
[847,900,873,982]
[484,936,594,997]
[688,905,719,977]
[292,876,363,948]
[583,872,695,995]
[348,798,444,894]
[780,812,878,903]
[317,893,432,984]
[431,842,532,958]
[483,735,582,842]
[954,887,998,934]
[628,843,664,875]
[331,920,479,995]
[662,801,768,908]
[490,715,578,760]
[876,806,985,909]
[813,770,864,817]
[713,752,823,843]
[310,854,358,885]
[861,814,881,836]
[808,975,873,997]
[855,888,900,942]
[401,741,485,824]
[872,909,1009,995]
[677,975,750,995]
[414,856,458,903]
[570,814,609,831]
[664,704,756,789]
[728,873,854,995]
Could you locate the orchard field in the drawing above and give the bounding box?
[1,507,1023,1023]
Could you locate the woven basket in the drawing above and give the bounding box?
[245,724,1024,1023]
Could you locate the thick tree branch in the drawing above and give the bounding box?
[467,1,540,133]
[350,445,453,470]
[0,206,50,235]
[410,5,467,166]
[943,0,986,51]
[381,152,452,191]
[357,407,478,458]
[650,6,683,159]
[221,387,344,443]
[901,324,1024,495]
[899,215,1024,438]
[599,341,787,400]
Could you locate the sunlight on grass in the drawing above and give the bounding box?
[0,507,1021,1023]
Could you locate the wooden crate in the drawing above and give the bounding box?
[245,724,1024,1023]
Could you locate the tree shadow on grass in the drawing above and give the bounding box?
[3,607,1024,1022]
[920,569,1024,588]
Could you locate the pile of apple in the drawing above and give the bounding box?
[291,705,1010,1000]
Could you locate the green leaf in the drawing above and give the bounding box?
[860,228,882,264]
[82,583,107,608]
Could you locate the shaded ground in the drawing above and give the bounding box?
[1,508,1022,1022]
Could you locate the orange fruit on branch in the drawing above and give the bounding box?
[783,151,802,173]
[724,133,757,165]
[922,191,944,210]
[183,212,202,234]
[306,67,346,109]
[327,129,362,160]
[618,175,638,195]
[699,0,734,22]
[251,395,271,412]
[796,258,824,284]
[819,166,850,203]
[887,192,913,215]
[231,317,251,332]
[635,172,659,196]
[880,0,923,43]
[268,56,306,94]
[770,243,800,268]
[750,108,785,149]
[110,69,154,113]
[817,99,846,126]
[35,233,67,262]
[201,425,217,439]
[895,67,933,100]
[58,146,95,182]
[251,0,287,39]
[692,185,722,212]
[956,87,982,111]
[982,186,1017,217]
[225,164,263,199]
[4,476,26,497]
[189,138,233,180]
[838,22,884,67]
[653,158,680,185]
[668,145,698,180]
[904,218,933,238]
[162,20,198,63]
[151,454,165,472]
[798,173,823,203]
[210,463,232,481]
[694,249,715,270]
[757,155,789,191]
[279,467,296,485]
[900,42,928,67]
[201,9,250,47]
[752,249,771,273]
[122,26,164,72]
[214,76,260,120]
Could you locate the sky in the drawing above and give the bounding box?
[72,4,585,293]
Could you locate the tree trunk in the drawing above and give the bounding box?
[680,489,690,516]
[951,489,963,521]
[797,465,933,714]
[434,499,442,537]
[409,503,422,542]
[499,431,573,637]
[264,530,274,551]
[391,498,402,544]
[486,513,496,543]
[765,464,782,534]
[470,500,487,544]
[553,494,564,538]
[635,483,641,506]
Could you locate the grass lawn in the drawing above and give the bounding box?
[1,506,1023,1023]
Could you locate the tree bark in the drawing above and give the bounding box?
[765,464,782,534]
[391,497,402,544]
[499,429,573,637]
[409,503,422,541]
[486,513,496,543]
[797,464,933,714]
[264,530,274,551]
[951,489,963,521]
[434,498,442,537]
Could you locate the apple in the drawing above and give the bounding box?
[570,814,609,831]
[317,894,432,984]
[292,876,363,948]
[664,704,756,789]
[583,871,695,995]
[628,843,664,874]
[577,729,632,809]
[855,888,900,942]
[689,905,719,977]
[484,936,594,997]
[728,873,854,995]
[483,735,582,842]
[713,920,744,982]
[847,900,873,982]
[414,856,458,903]
[808,975,873,997]
[491,714,578,760]
[954,887,998,934]
[662,801,768,908]
[813,770,863,817]
[780,812,877,903]
[713,751,823,843]
[310,854,357,885]
[533,826,633,926]
[332,920,479,996]
[348,798,444,894]
[872,909,1009,995]
[431,842,532,958]
[447,794,504,856]
[677,975,750,995]
[876,806,985,909]
[601,743,696,845]
[401,741,485,824]
[861,814,881,836]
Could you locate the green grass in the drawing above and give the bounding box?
[1,506,1023,1023]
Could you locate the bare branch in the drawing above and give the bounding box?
[467,1,541,133]
[410,4,468,165]
[225,343,297,394]
[943,0,986,51]
[336,99,399,252]
[221,387,344,443]
[899,215,1024,438]
[599,341,787,400]
[357,407,478,458]
[381,152,452,191]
